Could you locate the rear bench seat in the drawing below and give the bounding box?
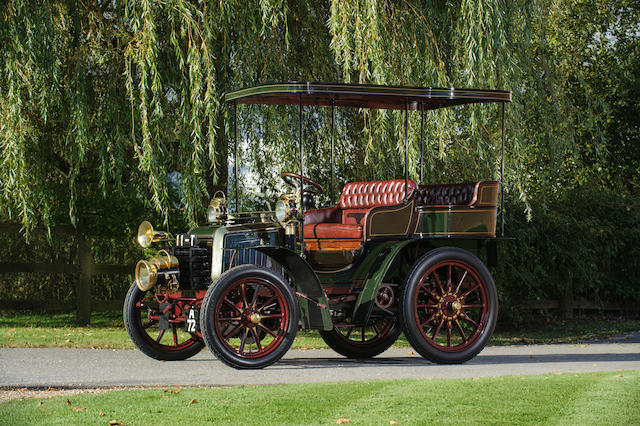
[304,179,415,240]
[414,181,499,207]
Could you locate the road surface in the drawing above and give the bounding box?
[1,333,639,389]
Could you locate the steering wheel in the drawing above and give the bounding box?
[281,172,324,194]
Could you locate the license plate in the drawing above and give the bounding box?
[185,307,200,333]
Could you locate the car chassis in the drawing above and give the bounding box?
[124,82,512,369]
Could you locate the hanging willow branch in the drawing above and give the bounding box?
[0,0,620,235]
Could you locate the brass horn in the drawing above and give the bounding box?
[137,221,169,248]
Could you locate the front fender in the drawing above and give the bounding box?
[351,240,416,324]
[254,247,333,331]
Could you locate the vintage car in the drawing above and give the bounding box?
[123,82,511,369]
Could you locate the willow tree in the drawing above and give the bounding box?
[1,0,628,235]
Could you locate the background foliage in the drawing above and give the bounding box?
[1,0,638,319]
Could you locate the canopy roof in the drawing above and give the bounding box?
[225,82,511,110]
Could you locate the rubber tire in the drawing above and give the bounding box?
[318,315,402,359]
[123,283,205,361]
[200,265,299,369]
[400,247,498,364]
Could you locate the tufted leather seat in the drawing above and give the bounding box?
[415,182,476,206]
[304,179,415,240]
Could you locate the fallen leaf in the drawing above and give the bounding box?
[108,421,124,426]
[407,351,414,355]
[189,399,198,404]
[472,377,480,381]
[390,421,401,425]
[73,407,86,411]
[99,411,105,416]
[614,374,623,378]
[66,399,72,406]
[163,389,181,394]
[336,419,350,424]
[65,339,71,343]
[37,401,44,406]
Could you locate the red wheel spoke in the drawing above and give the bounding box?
[461,284,480,300]
[223,298,242,313]
[462,304,484,309]
[218,316,242,322]
[239,328,248,353]
[345,327,354,339]
[446,321,452,347]
[455,319,467,343]
[420,284,440,302]
[240,284,248,309]
[156,329,166,343]
[260,313,284,319]
[447,265,452,291]
[462,313,479,328]
[250,284,261,308]
[257,323,278,338]
[417,304,439,309]
[257,294,277,312]
[252,328,262,352]
[432,273,445,296]
[455,271,468,294]
[172,324,178,346]
[431,319,444,340]
[372,322,380,336]
[223,324,242,339]
[420,312,439,328]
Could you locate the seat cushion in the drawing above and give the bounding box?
[303,223,363,239]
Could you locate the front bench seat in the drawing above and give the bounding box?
[303,179,416,240]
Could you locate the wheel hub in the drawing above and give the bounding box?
[438,292,463,320]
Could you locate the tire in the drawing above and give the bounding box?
[319,314,401,359]
[400,247,498,364]
[123,283,205,361]
[200,265,299,369]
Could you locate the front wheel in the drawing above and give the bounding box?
[400,247,498,364]
[123,283,205,361]
[200,265,299,369]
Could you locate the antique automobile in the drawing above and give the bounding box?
[123,82,511,369]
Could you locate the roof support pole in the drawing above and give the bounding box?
[404,97,409,200]
[330,99,335,205]
[500,101,505,237]
[299,94,305,254]
[234,101,238,213]
[420,102,424,184]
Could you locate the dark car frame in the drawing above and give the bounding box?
[123,82,512,369]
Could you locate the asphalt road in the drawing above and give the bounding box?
[1,333,639,389]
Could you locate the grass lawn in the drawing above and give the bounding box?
[0,310,638,350]
[1,371,639,425]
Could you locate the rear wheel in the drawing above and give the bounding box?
[400,247,498,364]
[123,283,205,361]
[319,314,401,359]
[200,265,299,369]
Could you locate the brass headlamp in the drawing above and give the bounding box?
[207,191,228,223]
[275,194,297,223]
[137,221,169,248]
[134,249,179,291]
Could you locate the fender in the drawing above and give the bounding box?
[351,240,416,324]
[254,247,333,331]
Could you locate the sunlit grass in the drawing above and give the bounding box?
[1,371,639,425]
